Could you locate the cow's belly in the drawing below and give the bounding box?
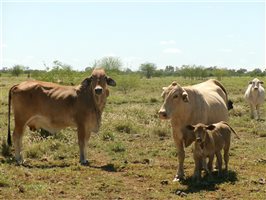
[26,115,75,133]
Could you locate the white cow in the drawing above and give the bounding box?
[158,79,230,181]
[244,78,265,120]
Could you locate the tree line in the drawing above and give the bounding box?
[1,56,265,80]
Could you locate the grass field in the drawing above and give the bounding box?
[0,74,265,199]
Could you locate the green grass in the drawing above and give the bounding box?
[0,75,265,199]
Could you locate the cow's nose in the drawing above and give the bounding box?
[95,87,103,95]
[254,87,258,90]
[196,138,202,142]
[158,110,167,119]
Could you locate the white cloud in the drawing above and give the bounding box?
[160,40,176,45]
[163,48,182,54]
[248,51,256,55]
[219,48,233,53]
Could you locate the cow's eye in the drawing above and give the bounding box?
[173,94,178,99]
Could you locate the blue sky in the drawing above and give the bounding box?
[0,0,265,71]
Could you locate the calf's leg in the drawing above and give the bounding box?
[215,151,223,176]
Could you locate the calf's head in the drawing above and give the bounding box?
[158,81,189,119]
[186,123,216,147]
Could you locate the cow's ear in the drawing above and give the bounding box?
[206,124,216,130]
[259,81,264,84]
[249,81,252,84]
[182,91,189,102]
[186,125,195,131]
[172,81,177,86]
[106,77,116,86]
[81,77,92,87]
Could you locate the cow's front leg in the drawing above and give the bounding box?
[256,105,260,120]
[77,125,91,166]
[250,104,256,119]
[173,135,185,182]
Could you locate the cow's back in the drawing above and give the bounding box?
[11,80,79,131]
[183,79,228,125]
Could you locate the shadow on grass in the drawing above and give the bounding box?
[22,162,71,169]
[90,163,118,172]
[174,170,238,195]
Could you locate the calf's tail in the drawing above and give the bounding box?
[221,121,240,139]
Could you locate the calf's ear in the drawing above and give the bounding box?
[206,124,216,130]
[106,77,116,86]
[81,76,92,87]
[249,81,252,84]
[186,125,195,131]
[259,81,264,84]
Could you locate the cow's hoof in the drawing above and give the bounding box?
[173,175,185,182]
[16,159,24,166]
[80,160,89,166]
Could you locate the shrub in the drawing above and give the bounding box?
[110,142,126,153]
[102,132,115,141]
[116,75,140,94]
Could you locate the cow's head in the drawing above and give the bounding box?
[186,123,215,148]
[158,81,189,119]
[81,68,116,106]
[249,78,264,91]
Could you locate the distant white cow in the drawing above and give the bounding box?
[244,78,265,120]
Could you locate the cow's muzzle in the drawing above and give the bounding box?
[95,87,103,95]
[158,110,168,119]
[196,137,202,142]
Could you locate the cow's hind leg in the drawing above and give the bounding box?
[13,123,25,165]
[77,126,91,166]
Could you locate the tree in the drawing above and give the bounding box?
[52,60,72,71]
[91,56,122,71]
[139,62,156,78]
[236,68,247,76]
[11,65,25,77]
[213,68,228,80]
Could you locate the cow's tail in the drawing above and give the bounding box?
[221,121,240,139]
[211,79,233,110]
[7,85,17,146]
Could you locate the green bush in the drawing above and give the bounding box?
[110,142,126,153]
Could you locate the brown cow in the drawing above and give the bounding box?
[7,68,116,165]
[158,79,231,181]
